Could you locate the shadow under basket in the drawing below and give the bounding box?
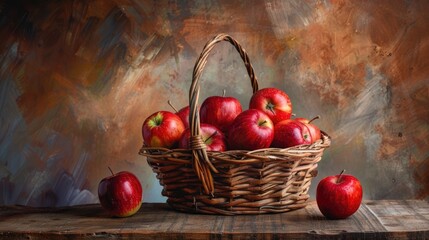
[138,33,331,215]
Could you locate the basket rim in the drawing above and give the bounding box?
[139,131,331,164]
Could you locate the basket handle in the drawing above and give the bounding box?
[189,33,259,194]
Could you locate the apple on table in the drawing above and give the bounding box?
[98,168,143,217]
[316,170,363,219]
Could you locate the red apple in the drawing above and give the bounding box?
[142,111,185,148]
[200,95,242,133]
[179,123,227,151]
[228,109,274,150]
[295,116,322,143]
[167,100,191,129]
[271,119,312,148]
[98,168,143,217]
[176,106,190,129]
[316,170,363,219]
[249,87,292,124]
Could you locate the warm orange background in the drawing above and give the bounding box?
[0,0,428,206]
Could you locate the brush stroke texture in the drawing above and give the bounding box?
[0,0,428,206]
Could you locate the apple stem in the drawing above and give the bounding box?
[167,100,179,113]
[222,89,226,97]
[204,131,218,143]
[308,115,320,124]
[336,169,345,184]
[108,167,115,176]
[266,102,276,115]
[259,120,267,126]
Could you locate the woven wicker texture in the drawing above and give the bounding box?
[139,33,331,215]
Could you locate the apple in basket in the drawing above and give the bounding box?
[271,119,312,148]
[167,100,191,129]
[98,168,143,217]
[179,123,227,151]
[316,170,363,219]
[295,116,322,143]
[142,111,185,148]
[200,93,242,133]
[228,109,274,150]
[176,106,191,129]
[249,87,292,124]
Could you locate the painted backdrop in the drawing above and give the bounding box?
[0,0,428,206]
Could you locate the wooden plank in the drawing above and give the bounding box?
[0,200,428,239]
[365,200,429,239]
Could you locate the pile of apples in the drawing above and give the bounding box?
[142,87,322,151]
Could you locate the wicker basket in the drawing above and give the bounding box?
[139,33,331,215]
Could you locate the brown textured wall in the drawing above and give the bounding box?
[0,0,428,206]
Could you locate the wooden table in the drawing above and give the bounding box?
[0,200,428,239]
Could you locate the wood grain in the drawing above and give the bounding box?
[0,200,428,239]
